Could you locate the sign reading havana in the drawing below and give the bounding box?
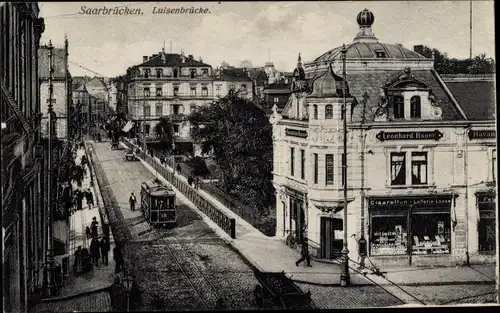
[285,128,308,138]
[468,130,496,140]
[376,130,443,141]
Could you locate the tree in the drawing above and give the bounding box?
[188,93,275,216]
[418,45,495,74]
[154,116,174,152]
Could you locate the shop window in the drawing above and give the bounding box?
[290,147,295,176]
[313,105,318,119]
[325,154,334,185]
[155,104,162,116]
[143,88,150,97]
[411,152,427,185]
[156,88,162,97]
[411,213,451,255]
[325,105,333,119]
[390,152,406,185]
[313,153,318,184]
[477,194,496,254]
[392,95,405,119]
[143,105,150,117]
[370,216,408,256]
[202,86,208,97]
[300,149,305,180]
[190,86,196,97]
[410,96,421,118]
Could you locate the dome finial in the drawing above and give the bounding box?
[353,9,378,44]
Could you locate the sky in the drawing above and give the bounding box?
[39,1,496,78]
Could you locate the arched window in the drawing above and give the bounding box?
[313,105,318,119]
[325,105,333,119]
[410,96,421,118]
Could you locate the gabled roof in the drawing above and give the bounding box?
[441,74,496,121]
[139,52,212,68]
[38,46,66,79]
[217,68,252,82]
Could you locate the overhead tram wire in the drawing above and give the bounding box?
[52,53,110,78]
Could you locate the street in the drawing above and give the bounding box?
[91,141,262,310]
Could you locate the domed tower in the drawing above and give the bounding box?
[291,53,308,93]
[353,8,378,43]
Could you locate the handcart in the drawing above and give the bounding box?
[253,271,312,310]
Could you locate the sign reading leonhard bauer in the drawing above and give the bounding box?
[376,130,443,141]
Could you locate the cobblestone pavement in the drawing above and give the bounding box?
[29,291,111,313]
[400,284,496,305]
[92,142,265,310]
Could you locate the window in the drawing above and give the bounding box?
[325,105,333,119]
[202,68,209,76]
[216,85,221,96]
[173,124,180,134]
[410,96,421,118]
[155,104,163,116]
[241,84,247,91]
[143,88,150,97]
[190,86,196,97]
[143,105,150,117]
[313,153,318,184]
[411,152,427,185]
[492,149,497,181]
[326,154,334,185]
[173,69,178,78]
[313,105,318,119]
[173,104,181,115]
[156,69,163,78]
[156,88,162,97]
[202,86,208,97]
[300,149,305,180]
[173,86,179,96]
[274,97,279,104]
[190,69,197,78]
[144,69,150,78]
[392,95,405,119]
[477,194,496,254]
[375,49,386,58]
[390,152,406,185]
[290,147,295,176]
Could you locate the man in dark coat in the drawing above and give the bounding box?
[91,217,99,238]
[76,189,83,211]
[86,188,94,209]
[113,244,124,274]
[90,237,100,267]
[100,235,110,266]
[295,236,312,267]
[129,193,136,211]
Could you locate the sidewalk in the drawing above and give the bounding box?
[41,145,116,302]
[123,140,497,305]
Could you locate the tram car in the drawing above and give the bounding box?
[140,181,177,227]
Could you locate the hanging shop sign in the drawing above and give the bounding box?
[368,195,454,209]
[285,128,308,138]
[468,130,496,140]
[376,130,443,141]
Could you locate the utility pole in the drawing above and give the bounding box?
[469,0,473,59]
[340,44,350,287]
[44,40,57,297]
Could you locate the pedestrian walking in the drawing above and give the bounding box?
[188,175,194,187]
[129,193,136,211]
[86,188,94,209]
[90,237,100,267]
[91,217,99,238]
[110,276,126,312]
[100,235,110,266]
[113,244,124,274]
[74,246,84,274]
[295,236,312,267]
[85,226,92,239]
[357,235,368,270]
[76,190,83,211]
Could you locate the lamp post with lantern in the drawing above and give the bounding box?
[122,273,134,311]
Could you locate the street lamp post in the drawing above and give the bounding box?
[122,273,134,311]
[44,40,57,297]
[340,44,350,287]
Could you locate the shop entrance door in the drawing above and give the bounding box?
[320,217,343,259]
[294,200,305,242]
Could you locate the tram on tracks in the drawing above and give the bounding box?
[140,180,177,227]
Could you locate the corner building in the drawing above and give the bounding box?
[270,9,496,267]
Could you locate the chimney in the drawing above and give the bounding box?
[199,56,203,62]
[413,45,424,56]
[143,56,148,62]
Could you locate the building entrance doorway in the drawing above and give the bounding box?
[289,198,305,242]
[320,216,343,259]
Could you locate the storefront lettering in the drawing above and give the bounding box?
[285,128,308,138]
[376,130,443,142]
[369,196,453,208]
[477,194,496,203]
[468,130,496,140]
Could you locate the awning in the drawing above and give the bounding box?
[122,121,134,132]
